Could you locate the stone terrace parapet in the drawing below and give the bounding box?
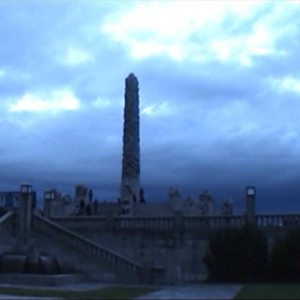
[32,213,142,283]
[256,213,300,227]
[51,213,300,233]
[0,211,14,225]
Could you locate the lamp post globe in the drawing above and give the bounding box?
[44,190,55,201]
[245,185,256,224]
[246,186,255,196]
[20,184,32,194]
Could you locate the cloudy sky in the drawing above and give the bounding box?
[1,0,300,213]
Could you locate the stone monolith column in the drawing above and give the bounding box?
[120,73,141,213]
[19,191,32,251]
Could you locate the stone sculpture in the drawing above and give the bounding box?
[220,198,233,216]
[198,191,215,216]
[120,74,141,211]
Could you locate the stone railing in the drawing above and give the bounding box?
[183,215,246,230]
[0,210,15,233]
[256,214,300,228]
[114,215,175,230]
[183,214,300,230]
[49,213,300,233]
[51,215,175,231]
[0,210,14,223]
[32,213,141,281]
[51,216,107,230]
[52,214,247,232]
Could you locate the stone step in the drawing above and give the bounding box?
[74,263,118,283]
[0,273,86,286]
[32,213,141,284]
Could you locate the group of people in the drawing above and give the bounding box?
[74,199,99,216]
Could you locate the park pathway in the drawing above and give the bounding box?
[135,284,242,300]
[0,283,242,300]
[0,296,58,300]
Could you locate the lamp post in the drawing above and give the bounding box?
[245,186,256,224]
[20,184,32,195]
[19,183,33,251]
[43,190,55,218]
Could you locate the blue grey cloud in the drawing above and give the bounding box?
[0,1,300,213]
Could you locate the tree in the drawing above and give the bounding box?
[88,189,93,202]
[270,229,300,281]
[203,224,268,282]
[140,188,146,203]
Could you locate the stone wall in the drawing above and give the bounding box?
[73,228,208,283]
[29,229,117,282]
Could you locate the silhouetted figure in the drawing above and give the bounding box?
[86,203,91,216]
[93,199,99,214]
[79,199,85,215]
[75,204,80,216]
[88,189,93,203]
[32,192,37,211]
[140,188,146,203]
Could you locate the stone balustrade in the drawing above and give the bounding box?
[256,214,300,228]
[0,211,14,232]
[50,213,300,233]
[0,211,14,224]
[183,215,246,230]
[51,216,107,230]
[32,213,141,280]
[51,215,175,231]
[115,215,175,230]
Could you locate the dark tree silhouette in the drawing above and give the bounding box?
[270,229,300,281]
[203,224,268,282]
[140,188,146,203]
[88,189,93,202]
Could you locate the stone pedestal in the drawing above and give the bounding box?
[27,241,39,265]
[174,211,183,232]
[140,260,152,284]
[245,186,256,224]
[19,192,32,251]
[43,199,52,219]
[246,197,255,224]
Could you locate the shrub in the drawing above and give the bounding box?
[203,224,269,282]
[270,229,300,281]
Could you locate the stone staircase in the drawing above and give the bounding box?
[75,262,118,283]
[0,210,15,239]
[32,213,142,283]
[0,210,14,226]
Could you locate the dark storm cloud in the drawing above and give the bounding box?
[0,107,123,199]
[0,1,130,100]
[138,60,263,106]
[0,1,300,212]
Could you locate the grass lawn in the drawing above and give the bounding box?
[0,286,158,299]
[235,284,300,300]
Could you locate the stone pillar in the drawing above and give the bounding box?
[174,211,183,231]
[43,198,52,219]
[245,186,256,224]
[19,189,32,251]
[120,73,141,214]
[75,185,88,206]
[43,190,55,218]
